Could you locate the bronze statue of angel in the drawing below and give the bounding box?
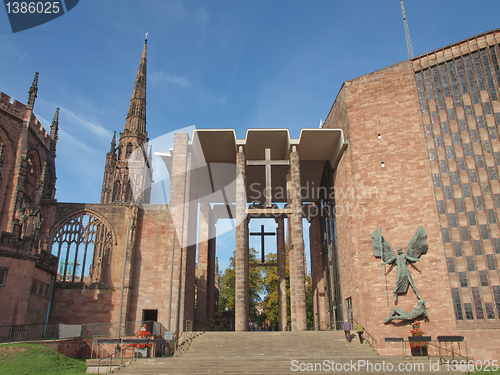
[371,226,428,303]
[383,299,428,323]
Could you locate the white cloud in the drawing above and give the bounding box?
[58,128,99,153]
[150,69,227,107]
[198,86,227,107]
[149,70,190,88]
[0,35,26,60]
[59,106,113,140]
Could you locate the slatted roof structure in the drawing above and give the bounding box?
[156,128,346,209]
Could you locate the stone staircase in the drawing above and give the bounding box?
[112,331,464,374]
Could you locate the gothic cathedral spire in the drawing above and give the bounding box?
[123,36,147,138]
[101,37,152,205]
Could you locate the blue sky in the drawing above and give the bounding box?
[1,0,500,271]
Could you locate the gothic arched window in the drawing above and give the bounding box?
[113,180,122,202]
[125,181,133,202]
[125,143,133,159]
[51,212,113,283]
[0,142,4,186]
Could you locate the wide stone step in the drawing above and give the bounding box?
[115,359,464,375]
[110,331,466,375]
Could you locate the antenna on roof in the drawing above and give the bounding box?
[400,0,414,59]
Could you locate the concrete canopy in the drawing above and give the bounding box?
[156,128,345,204]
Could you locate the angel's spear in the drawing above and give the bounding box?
[379,226,388,303]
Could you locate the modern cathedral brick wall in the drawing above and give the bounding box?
[324,30,500,361]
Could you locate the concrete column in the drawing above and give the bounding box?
[195,201,210,329]
[244,216,249,326]
[289,146,307,331]
[167,132,190,334]
[235,146,248,331]
[167,132,199,334]
[207,218,216,322]
[286,172,295,325]
[276,216,287,331]
[309,207,326,330]
[286,173,292,247]
[182,151,198,330]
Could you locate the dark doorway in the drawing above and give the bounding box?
[143,309,158,321]
[142,309,158,333]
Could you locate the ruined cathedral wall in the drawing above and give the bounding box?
[127,204,176,327]
[0,92,52,234]
[325,61,457,354]
[24,265,53,324]
[0,256,50,325]
[0,99,21,235]
[48,203,135,325]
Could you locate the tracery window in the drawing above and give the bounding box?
[125,181,133,202]
[0,142,4,186]
[51,212,113,283]
[25,152,40,207]
[113,180,122,202]
[125,143,133,159]
[0,267,8,286]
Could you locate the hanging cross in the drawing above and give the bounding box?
[247,148,289,208]
[250,224,276,263]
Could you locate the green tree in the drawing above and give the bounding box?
[305,273,314,324]
[218,248,264,324]
[218,261,235,314]
[261,252,290,328]
[261,251,314,329]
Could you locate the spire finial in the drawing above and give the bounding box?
[50,107,59,141]
[110,131,116,152]
[145,32,148,42]
[27,71,39,109]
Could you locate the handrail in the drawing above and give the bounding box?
[94,337,170,374]
[0,320,170,344]
[428,340,469,364]
[385,337,469,363]
[352,318,377,352]
[97,343,136,375]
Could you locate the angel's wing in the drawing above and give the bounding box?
[406,226,428,259]
[371,229,396,263]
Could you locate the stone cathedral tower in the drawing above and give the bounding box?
[101,36,152,205]
[3,72,59,238]
[0,72,59,326]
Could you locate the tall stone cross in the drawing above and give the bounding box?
[250,224,276,263]
[247,148,289,207]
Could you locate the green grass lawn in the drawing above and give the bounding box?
[474,369,500,375]
[0,343,87,375]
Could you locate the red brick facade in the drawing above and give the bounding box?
[323,30,500,361]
